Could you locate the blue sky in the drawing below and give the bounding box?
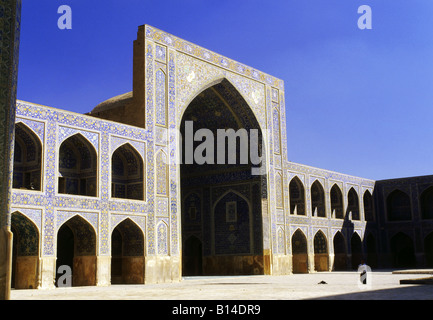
[17,0,433,180]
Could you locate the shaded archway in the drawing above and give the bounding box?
[366,233,378,268]
[330,184,344,219]
[347,188,360,220]
[289,176,305,215]
[111,144,144,200]
[363,190,374,221]
[13,123,42,191]
[390,232,416,268]
[351,232,362,269]
[420,186,433,220]
[425,232,433,267]
[180,79,265,276]
[111,218,145,284]
[314,230,328,272]
[387,190,411,221]
[56,215,97,286]
[292,229,308,273]
[11,212,39,289]
[333,232,347,270]
[311,180,326,217]
[58,134,97,196]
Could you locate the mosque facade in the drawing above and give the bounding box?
[9,25,433,289]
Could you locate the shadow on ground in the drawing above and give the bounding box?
[310,284,433,300]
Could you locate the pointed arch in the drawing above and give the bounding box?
[314,230,328,254]
[213,190,252,255]
[347,188,360,220]
[179,77,266,276]
[289,176,305,215]
[111,218,145,284]
[314,230,328,272]
[420,186,433,220]
[11,211,40,289]
[330,184,344,219]
[58,133,97,197]
[13,122,43,191]
[56,214,97,286]
[311,180,326,217]
[112,143,144,200]
[363,190,374,221]
[387,189,411,221]
[390,232,416,268]
[178,76,266,134]
[292,229,308,273]
[333,231,347,270]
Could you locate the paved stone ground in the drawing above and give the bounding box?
[10,269,433,300]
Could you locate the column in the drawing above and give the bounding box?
[0,0,22,300]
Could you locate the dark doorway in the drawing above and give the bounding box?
[333,232,347,270]
[56,215,97,286]
[183,236,203,276]
[390,232,416,268]
[292,229,308,273]
[366,233,378,268]
[111,219,145,284]
[425,232,433,267]
[56,224,74,286]
[351,233,362,269]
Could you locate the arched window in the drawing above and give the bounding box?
[348,188,360,220]
[13,123,42,190]
[420,186,433,220]
[58,134,97,196]
[289,176,305,215]
[311,180,326,217]
[330,184,344,219]
[111,144,144,200]
[387,190,411,221]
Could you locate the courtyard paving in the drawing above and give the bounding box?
[10,269,433,300]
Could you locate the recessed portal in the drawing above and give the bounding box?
[11,212,39,289]
[111,218,145,284]
[180,79,265,276]
[56,215,97,286]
